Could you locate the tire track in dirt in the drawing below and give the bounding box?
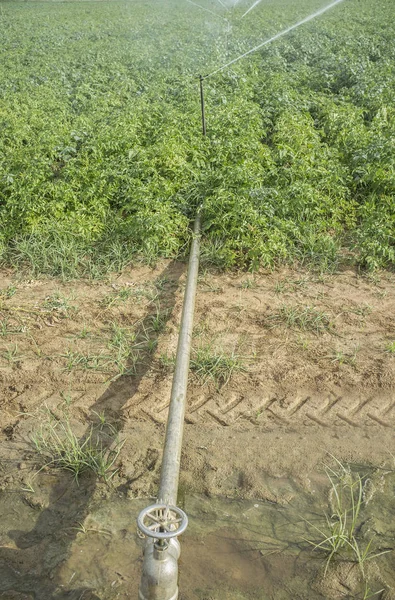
[134,390,395,429]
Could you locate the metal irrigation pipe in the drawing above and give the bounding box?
[158,213,201,506]
[137,213,201,600]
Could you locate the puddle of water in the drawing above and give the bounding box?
[0,468,394,599]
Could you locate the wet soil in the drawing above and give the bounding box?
[0,262,395,598]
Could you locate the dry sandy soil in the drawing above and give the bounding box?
[0,261,395,599]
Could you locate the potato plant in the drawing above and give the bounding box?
[0,0,394,275]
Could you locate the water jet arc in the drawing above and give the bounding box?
[204,0,346,78]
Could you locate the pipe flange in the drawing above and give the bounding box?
[137,504,188,540]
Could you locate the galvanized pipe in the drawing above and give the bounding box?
[158,213,201,505]
[138,214,201,600]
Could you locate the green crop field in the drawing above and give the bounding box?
[0,0,394,277]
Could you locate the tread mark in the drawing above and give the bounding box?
[306,413,329,427]
[184,415,197,425]
[266,408,290,425]
[336,413,360,427]
[140,409,163,425]
[352,396,374,415]
[206,410,229,427]
[367,413,392,428]
[189,396,211,413]
[383,402,395,415]
[323,395,342,414]
[262,398,277,411]
[290,396,311,415]
[223,396,244,414]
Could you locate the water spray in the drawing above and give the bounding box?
[204,0,345,79]
[195,0,345,134]
[214,0,229,10]
[241,0,264,19]
[186,0,228,20]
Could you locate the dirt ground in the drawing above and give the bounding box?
[1,261,395,598]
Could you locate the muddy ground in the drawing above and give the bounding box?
[0,262,395,599]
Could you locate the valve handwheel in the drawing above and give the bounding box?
[137,503,188,540]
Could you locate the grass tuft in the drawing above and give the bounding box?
[304,457,391,578]
[190,343,247,388]
[31,418,123,482]
[268,304,332,333]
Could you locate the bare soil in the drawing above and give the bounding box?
[1,262,395,598]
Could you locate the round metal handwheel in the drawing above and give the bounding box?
[137,503,188,540]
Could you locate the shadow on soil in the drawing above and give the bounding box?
[0,259,185,599]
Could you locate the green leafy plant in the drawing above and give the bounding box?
[0,0,394,275]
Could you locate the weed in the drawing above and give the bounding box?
[28,334,43,357]
[0,285,17,299]
[349,304,373,317]
[156,276,170,290]
[74,324,92,339]
[385,341,395,355]
[0,317,27,336]
[61,350,110,372]
[136,325,158,354]
[240,277,257,289]
[132,283,160,303]
[190,343,247,387]
[109,349,140,380]
[273,280,288,294]
[296,336,310,350]
[199,240,229,270]
[361,584,385,599]
[193,318,210,338]
[60,390,73,407]
[108,323,136,349]
[21,480,35,494]
[91,410,117,434]
[305,457,391,577]
[100,287,133,309]
[200,281,223,294]
[2,344,22,364]
[43,292,75,317]
[148,304,168,333]
[328,345,359,366]
[158,352,176,371]
[31,418,124,482]
[71,521,111,537]
[373,289,388,299]
[268,305,332,333]
[290,276,312,288]
[105,315,166,380]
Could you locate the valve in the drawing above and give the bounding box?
[137,504,188,600]
[137,503,188,541]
